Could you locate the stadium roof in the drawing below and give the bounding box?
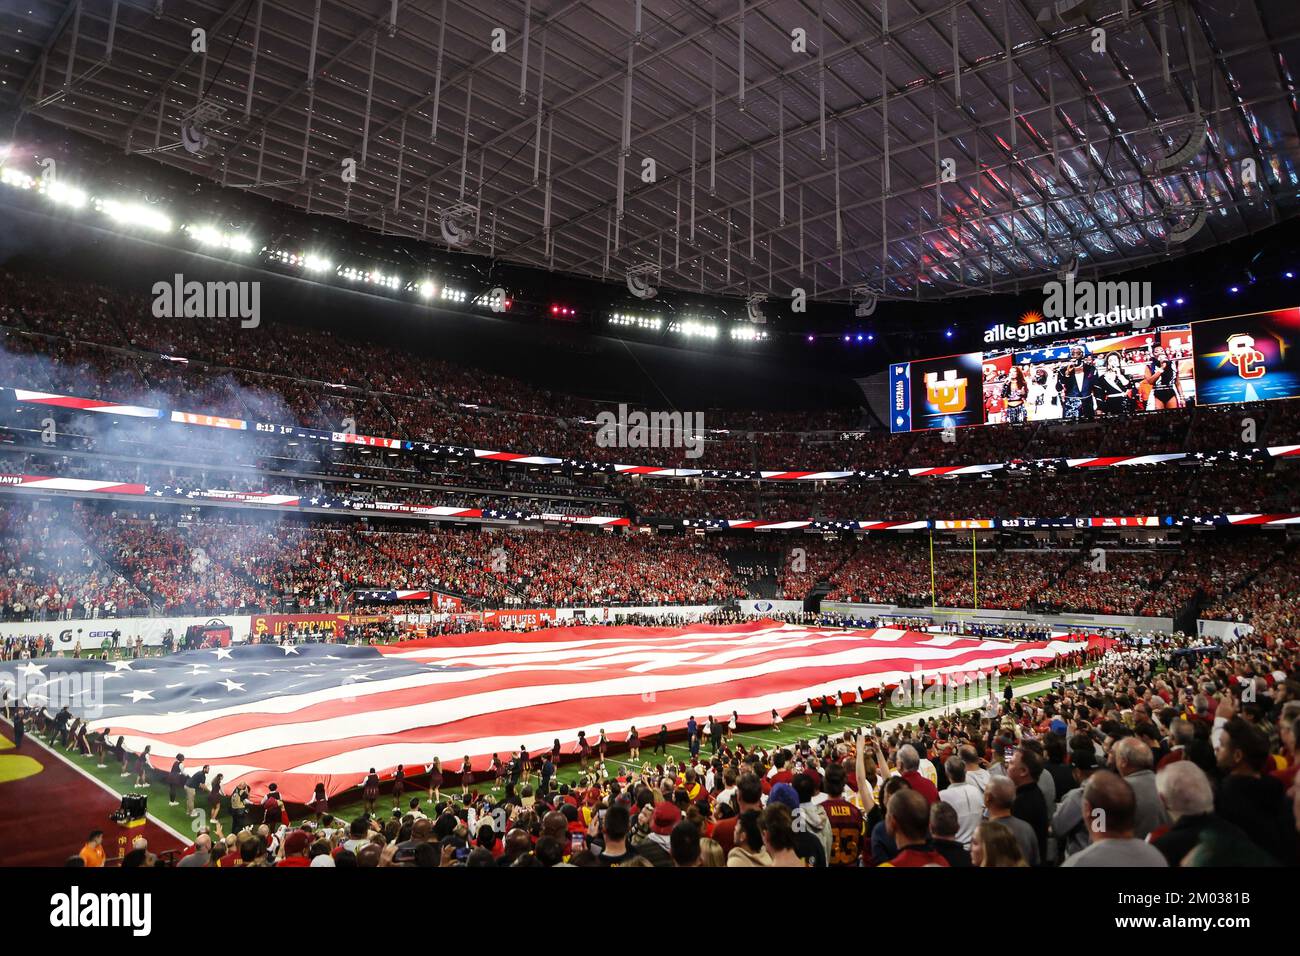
[4,0,1300,302]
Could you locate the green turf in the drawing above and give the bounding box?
[26,666,1074,838]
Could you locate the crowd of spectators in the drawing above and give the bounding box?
[6,269,1300,478]
[0,500,150,621]
[52,625,1298,869]
[2,493,1288,622]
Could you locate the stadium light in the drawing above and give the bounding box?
[303,254,332,273]
[669,319,718,339]
[41,179,87,209]
[1,166,34,189]
[96,198,171,233]
[609,311,662,330]
[729,325,768,342]
[188,224,253,254]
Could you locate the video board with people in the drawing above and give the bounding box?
[890,309,1300,434]
[983,327,1196,425]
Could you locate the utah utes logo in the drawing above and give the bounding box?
[924,369,968,413]
[1226,333,1265,379]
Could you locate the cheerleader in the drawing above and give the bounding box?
[362,767,380,814]
[597,729,608,761]
[208,773,224,825]
[425,757,443,803]
[835,691,844,720]
[627,726,640,761]
[489,753,504,792]
[518,745,532,785]
[803,699,813,726]
[856,686,866,713]
[309,782,329,822]
[460,756,473,799]
[550,738,562,767]
[132,744,150,786]
[728,710,738,741]
[772,708,784,731]
[71,719,90,755]
[575,731,591,771]
[262,784,287,827]
[392,764,406,807]
[113,738,128,780]
[95,727,110,768]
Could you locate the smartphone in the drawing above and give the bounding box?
[454,846,470,861]
[570,832,586,854]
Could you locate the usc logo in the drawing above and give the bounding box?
[1226,333,1265,379]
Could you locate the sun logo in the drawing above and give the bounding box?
[1019,310,1044,325]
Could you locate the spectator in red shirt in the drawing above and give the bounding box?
[276,830,312,867]
[896,744,940,804]
[713,773,762,857]
[878,790,948,867]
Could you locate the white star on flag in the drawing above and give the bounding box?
[220,680,246,693]
[277,645,301,655]
[212,648,234,661]
[123,690,155,703]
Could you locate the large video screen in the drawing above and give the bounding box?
[892,309,1299,434]
[1192,307,1300,406]
[983,327,1196,424]
[890,352,985,432]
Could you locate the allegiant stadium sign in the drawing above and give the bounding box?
[984,278,1164,345]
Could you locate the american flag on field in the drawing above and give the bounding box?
[0,621,1099,803]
